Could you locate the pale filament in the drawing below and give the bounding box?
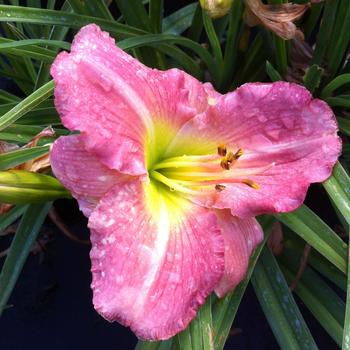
[151,145,266,195]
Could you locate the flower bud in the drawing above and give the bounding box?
[199,0,233,19]
[0,170,71,204]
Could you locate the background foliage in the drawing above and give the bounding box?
[0,0,349,349]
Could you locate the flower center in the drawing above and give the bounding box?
[149,145,260,197]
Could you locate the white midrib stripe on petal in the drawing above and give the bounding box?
[137,200,170,313]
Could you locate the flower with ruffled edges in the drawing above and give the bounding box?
[50,24,341,341]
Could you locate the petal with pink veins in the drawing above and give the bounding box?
[88,178,224,340]
[51,24,218,175]
[50,135,125,216]
[214,211,264,297]
[168,82,341,217]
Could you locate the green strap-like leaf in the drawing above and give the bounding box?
[220,0,244,90]
[311,0,339,66]
[0,80,54,131]
[343,244,350,350]
[162,3,197,35]
[118,34,215,79]
[0,38,71,51]
[202,10,223,83]
[0,5,144,37]
[338,117,350,137]
[275,204,348,273]
[325,96,350,108]
[323,162,350,226]
[252,247,317,350]
[279,249,345,347]
[0,145,49,170]
[321,73,350,99]
[0,202,52,314]
[266,60,282,82]
[0,205,27,232]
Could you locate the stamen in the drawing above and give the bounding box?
[234,148,244,159]
[220,158,231,170]
[220,148,244,170]
[215,184,226,192]
[217,144,227,156]
[241,179,260,189]
[161,162,274,180]
[152,160,219,171]
[150,170,211,196]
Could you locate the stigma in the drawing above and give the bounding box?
[149,144,261,196]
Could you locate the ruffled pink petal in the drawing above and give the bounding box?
[88,179,224,340]
[51,24,218,175]
[170,82,341,217]
[50,135,123,216]
[214,211,263,297]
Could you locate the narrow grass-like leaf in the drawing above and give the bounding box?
[279,253,344,346]
[115,0,150,30]
[202,10,223,79]
[149,0,163,33]
[0,145,49,170]
[0,90,20,103]
[0,80,54,131]
[0,124,66,144]
[135,341,171,350]
[189,308,203,350]
[0,5,144,37]
[323,162,350,226]
[162,3,197,35]
[235,34,266,86]
[325,96,350,108]
[0,202,51,314]
[187,4,203,42]
[266,60,282,82]
[177,329,192,350]
[303,64,322,94]
[275,204,348,273]
[135,342,159,350]
[343,243,350,350]
[0,39,56,62]
[0,38,70,50]
[338,117,350,137]
[0,205,26,232]
[303,2,323,40]
[199,295,214,350]
[326,0,350,77]
[311,0,339,66]
[220,0,244,90]
[0,170,71,204]
[118,34,215,79]
[321,73,350,99]
[283,233,347,291]
[252,247,317,350]
[35,1,72,88]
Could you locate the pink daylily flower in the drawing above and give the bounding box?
[49,24,341,340]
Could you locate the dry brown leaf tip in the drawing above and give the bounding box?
[244,0,310,40]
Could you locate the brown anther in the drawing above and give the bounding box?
[217,144,227,156]
[234,148,244,159]
[215,184,226,192]
[220,159,230,170]
[225,152,235,164]
[242,179,260,189]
